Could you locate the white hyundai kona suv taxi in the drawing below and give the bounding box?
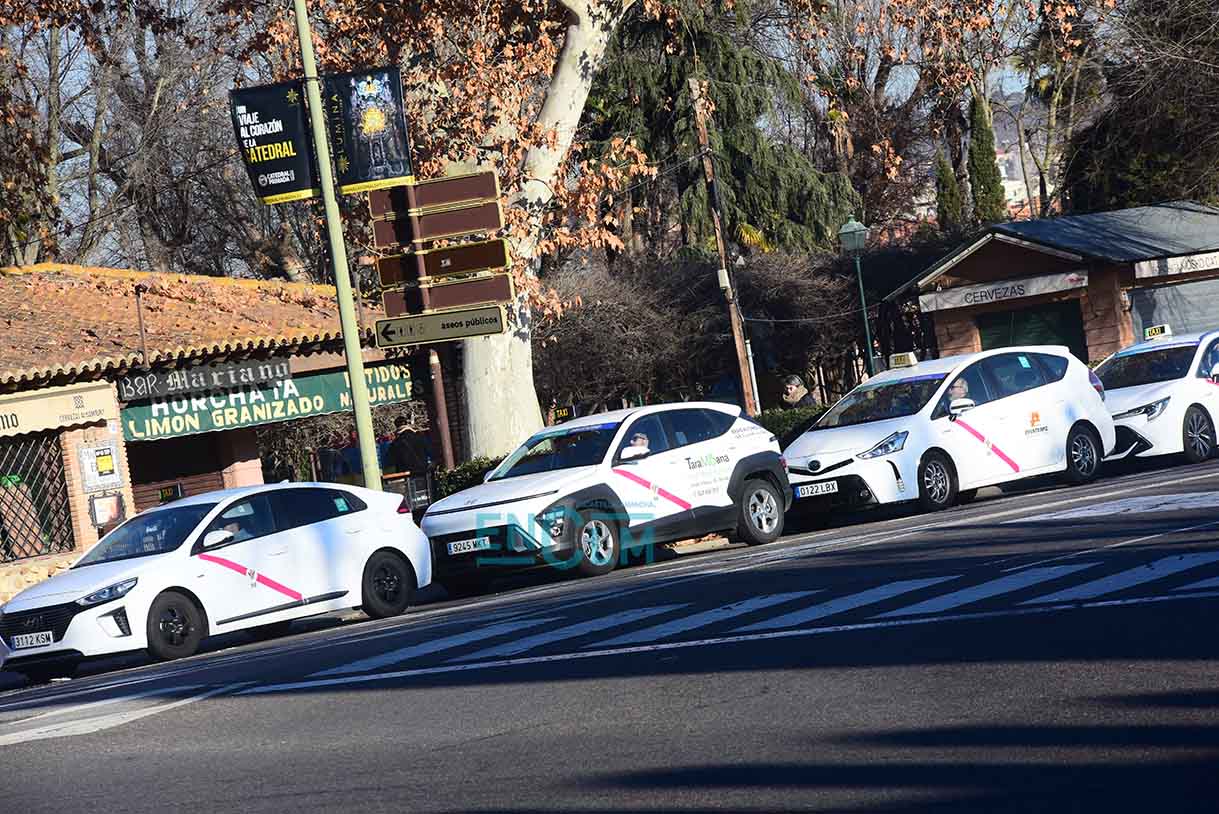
[0,482,430,683]
[1096,328,1219,464]
[420,402,790,592]
[784,347,1115,516]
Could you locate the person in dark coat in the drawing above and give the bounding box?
[781,375,817,410]
[387,417,430,475]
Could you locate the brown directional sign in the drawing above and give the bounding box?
[368,171,499,219]
[376,239,510,289]
[376,305,505,349]
[383,274,515,318]
[371,201,503,249]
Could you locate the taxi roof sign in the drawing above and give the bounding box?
[1144,324,1172,340]
[889,351,919,368]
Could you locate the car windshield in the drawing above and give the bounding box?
[73,503,216,568]
[817,373,948,429]
[1096,343,1198,389]
[489,423,621,481]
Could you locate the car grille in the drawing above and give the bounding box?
[0,601,82,646]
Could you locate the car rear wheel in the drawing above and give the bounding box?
[736,478,784,545]
[361,551,415,619]
[1183,406,1215,464]
[574,513,620,577]
[918,452,957,512]
[1064,425,1102,484]
[146,591,206,661]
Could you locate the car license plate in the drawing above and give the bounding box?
[12,631,53,649]
[795,481,839,499]
[447,536,492,556]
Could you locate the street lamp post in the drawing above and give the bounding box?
[839,217,874,377]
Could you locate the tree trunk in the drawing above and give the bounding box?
[461,0,635,458]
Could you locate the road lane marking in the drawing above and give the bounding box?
[876,564,1097,618]
[737,577,959,631]
[0,683,241,746]
[1022,551,1219,605]
[1005,492,1219,523]
[311,617,561,676]
[594,592,818,647]
[451,605,685,662]
[1175,575,1219,591]
[238,590,1219,696]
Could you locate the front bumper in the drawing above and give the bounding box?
[426,523,577,580]
[787,455,915,509]
[1105,413,1182,460]
[0,598,141,670]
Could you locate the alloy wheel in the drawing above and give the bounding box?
[581,520,615,567]
[748,488,779,535]
[373,565,403,603]
[1070,432,1098,477]
[1187,411,1214,460]
[923,460,950,505]
[158,606,192,648]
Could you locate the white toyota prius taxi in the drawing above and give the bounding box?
[784,347,1116,515]
[0,483,430,683]
[1096,326,1219,463]
[420,402,790,591]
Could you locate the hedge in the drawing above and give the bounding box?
[433,456,506,499]
[756,405,825,448]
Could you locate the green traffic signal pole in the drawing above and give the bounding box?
[291,0,382,490]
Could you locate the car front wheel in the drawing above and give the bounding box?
[146,591,206,661]
[574,513,620,577]
[736,478,784,545]
[918,452,957,511]
[1183,406,1215,464]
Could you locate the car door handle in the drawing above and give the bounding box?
[344,527,363,535]
[266,548,288,557]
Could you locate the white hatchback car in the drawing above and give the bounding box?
[1096,328,1219,463]
[784,347,1116,514]
[420,402,790,591]
[0,482,430,682]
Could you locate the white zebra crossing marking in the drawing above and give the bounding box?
[877,564,1096,618]
[451,605,684,662]
[736,577,957,632]
[1174,575,1219,592]
[1010,492,1219,523]
[311,617,561,677]
[1023,552,1219,605]
[594,592,819,647]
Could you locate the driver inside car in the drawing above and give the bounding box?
[620,432,650,460]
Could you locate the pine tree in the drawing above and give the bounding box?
[968,96,1008,224]
[584,0,858,255]
[935,154,964,233]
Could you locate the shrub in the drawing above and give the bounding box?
[434,456,505,499]
[756,405,825,448]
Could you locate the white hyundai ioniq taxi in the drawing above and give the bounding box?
[1096,327,1219,463]
[784,347,1115,516]
[0,482,430,683]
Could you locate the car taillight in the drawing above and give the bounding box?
[397,494,411,514]
[1089,369,1105,401]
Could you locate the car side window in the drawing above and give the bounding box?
[328,490,367,514]
[702,409,736,437]
[270,488,343,531]
[617,414,670,460]
[1033,353,1069,382]
[1196,340,1219,378]
[204,494,277,544]
[982,353,1048,399]
[662,409,718,449]
[932,363,994,419]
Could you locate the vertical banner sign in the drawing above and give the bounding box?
[229,80,319,205]
[322,68,414,195]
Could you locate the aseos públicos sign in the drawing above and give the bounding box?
[230,80,319,205]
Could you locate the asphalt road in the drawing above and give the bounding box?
[3,458,1219,812]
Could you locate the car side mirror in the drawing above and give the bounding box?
[202,529,233,548]
[948,398,976,419]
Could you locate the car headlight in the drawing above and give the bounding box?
[1114,397,1170,422]
[536,505,571,539]
[858,431,909,460]
[76,578,138,608]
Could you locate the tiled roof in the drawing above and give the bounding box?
[0,264,382,387]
